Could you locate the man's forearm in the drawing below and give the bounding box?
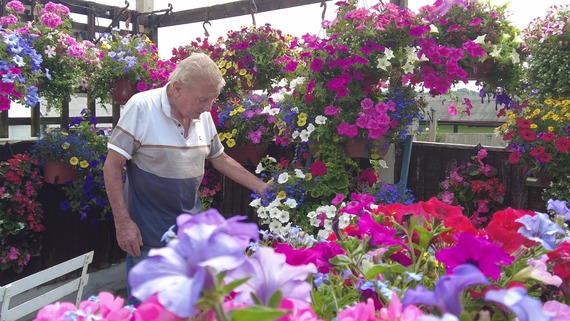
[211,153,268,194]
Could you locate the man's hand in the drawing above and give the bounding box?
[115,219,143,257]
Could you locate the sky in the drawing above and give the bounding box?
[87,0,569,59]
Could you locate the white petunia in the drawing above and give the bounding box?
[402,62,415,74]
[474,34,486,44]
[299,129,311,142]
[44,45,56,58]
[294,169,305,179]
[429,24,439,33]
[377,57,391,71]
[315,115,327,125]
[277,210,290,223]
[283,198,298,208]
[255,163,265,174]
[269,220,282,232]
[306,123,315,134]
[509,48,520,64]
[278,172,289,184]
[249,198,261,207]
[489,46,502,58]
[383,48,395,60]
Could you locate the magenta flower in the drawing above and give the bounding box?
[435,232,514,280]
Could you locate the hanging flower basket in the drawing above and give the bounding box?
[344,135,392,159]
[111,77,137,105]
[43,162,78,185]
[467,59,495,81]
[224,143,268,164]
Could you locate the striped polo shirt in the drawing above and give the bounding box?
[107,85,224,249]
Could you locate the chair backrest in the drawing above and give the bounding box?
[0,251,94,321]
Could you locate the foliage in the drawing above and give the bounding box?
[498,98,570,178]
[0,153,44,273]
[216,93,278,148]
[543,175,570,205]
[87,28,174,105]
[0,1,43,111]
[437,148,506,228]
[523,4,570,100]
[219,23,299,96]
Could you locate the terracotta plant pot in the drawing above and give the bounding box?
[224,143,268,164]
[344,135,392,159]
[111,77,137,105]
[43,162,78,185]
[467,59,495,81]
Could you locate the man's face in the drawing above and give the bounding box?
[172,80,219,120]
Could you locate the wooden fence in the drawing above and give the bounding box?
[0,140,546,285]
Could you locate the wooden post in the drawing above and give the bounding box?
[0,111,8,138]
[112,103,121,127]
[31,103,41,137]
[61,100,70,131]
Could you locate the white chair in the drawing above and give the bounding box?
[0,251,94,321]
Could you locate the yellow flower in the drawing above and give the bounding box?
[530,124,537,129]
[69,157,79,166]
[297,117,307,127]
[79,160,89,168]
[231,129,238,135]
[62,142,70,150]
[548,126,555,132]
[225,61,233,69]
[239,69,248,76]
[218,133,226,141]
[227,50,235,57]
[276,191,286,200]
[226,138,236,147]
[220,69,227,76]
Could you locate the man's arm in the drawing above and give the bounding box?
[209,152,269,195]
[103,149,143,257]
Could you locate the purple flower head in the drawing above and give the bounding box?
[516,212,565,251]
[226,247,317,305]
[485,288,555,321]
[129,209,258,317]
[435,232,514,280]
[402,264,489,316]
[547,199,570,220]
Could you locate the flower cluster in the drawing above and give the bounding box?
[87,28,174,105]
[58,113,112,221]
[219,23,299,95]
[523,5,570,99]
[215,93,278,148]
[0,153,44,273]
[418,0,524,95]
[498,98,570,178]
[0,1,43,111]
[34,197,570,321]
[437,148,506,228]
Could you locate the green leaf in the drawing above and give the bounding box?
[364,263,407,280]
[221,276,249,294]
[267,290,283,308]
[329,255,353,266]
[229,305,289,321]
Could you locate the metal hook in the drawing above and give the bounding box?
[166,3,173,15]
[320,0,327,21]
[203,7,211,37]
[203,21,211,37]
[124,0,129,8]
[250,0,257,27]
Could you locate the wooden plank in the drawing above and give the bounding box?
[138,0,328,28]
[0,111,8,138]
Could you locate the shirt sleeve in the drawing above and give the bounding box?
[108,101,143,159]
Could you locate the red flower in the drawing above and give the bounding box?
[309,160,327,177]
[519,128,536,142]
[537,152,553,163]
[485,207,537,253]
[502,130,514,141]
[541,132,557,142]
[508,150,521,164]
[529,147,545,156]
[516,118,532,129]
[555,137,570,153]
[547,241,570,280]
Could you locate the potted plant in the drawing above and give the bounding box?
[0,153,45,273]
[418,0,525,96]
[215,93,278,164]
[87,28,174,105]
[523,4,570,100]
[219,23,299,95]
[498,97,570,181]
[0,1,43,111]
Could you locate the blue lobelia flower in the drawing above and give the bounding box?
[516,212,565,251]
[485,287,554,321]
[402,264,490,317]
